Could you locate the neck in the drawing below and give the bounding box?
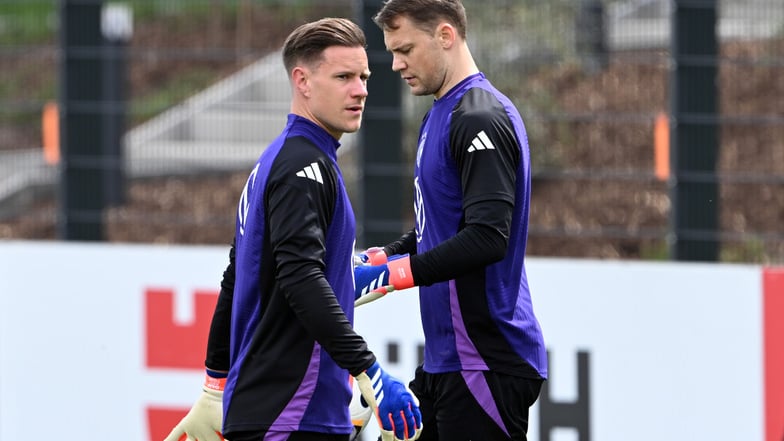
[436,43,479,99]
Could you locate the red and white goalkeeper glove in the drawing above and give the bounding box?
[163,373,225,441]
[353,253,414,305]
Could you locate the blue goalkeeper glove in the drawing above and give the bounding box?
[354,361,423,441]
[353,254,414,301]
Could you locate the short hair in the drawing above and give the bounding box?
[373,0,467,39]
[282,17,367,75]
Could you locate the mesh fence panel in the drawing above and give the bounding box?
[0,0,782,262]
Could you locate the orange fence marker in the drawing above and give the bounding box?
[42,101,60,165]
[653,111,670,181]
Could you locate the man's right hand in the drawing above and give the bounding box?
[353,254,414,301]
[163,374,225,441]
[354,361,423,441]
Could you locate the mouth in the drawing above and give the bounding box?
[347,105,364,114]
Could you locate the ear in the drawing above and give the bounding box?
[436,23,457,49]
[292,66,310,97]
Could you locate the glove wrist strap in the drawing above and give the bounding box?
[204,374,226,392]
[388,255,414,290]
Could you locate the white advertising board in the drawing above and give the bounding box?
[0,242,780,441]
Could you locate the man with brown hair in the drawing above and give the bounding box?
[165,17,422,441]
[354,1,547,439]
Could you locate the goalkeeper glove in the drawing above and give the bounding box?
[359,247,389,265]
[163,372,225,441]
[349,376,373,441]
[353,254,414,301]
[354,361,423,441]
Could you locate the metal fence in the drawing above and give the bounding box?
[0,0,782,263]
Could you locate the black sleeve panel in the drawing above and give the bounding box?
[451,88,520,209]
[267,139,375,375]
[410,202,511,287]
[383,229,417,257]
[409,89,521,287]
[205,240,235,372]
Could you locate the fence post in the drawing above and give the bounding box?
[58,0,105,240]
[357,0,406,248]
[670,0,719,261]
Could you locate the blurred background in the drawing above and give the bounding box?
[0,0,782,263]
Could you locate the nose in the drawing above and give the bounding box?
[353,77,368,98]
[391,55,405,72]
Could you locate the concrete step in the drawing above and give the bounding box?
[222,76,291,103]
[190,109,288,143]
[126,140,269,176]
